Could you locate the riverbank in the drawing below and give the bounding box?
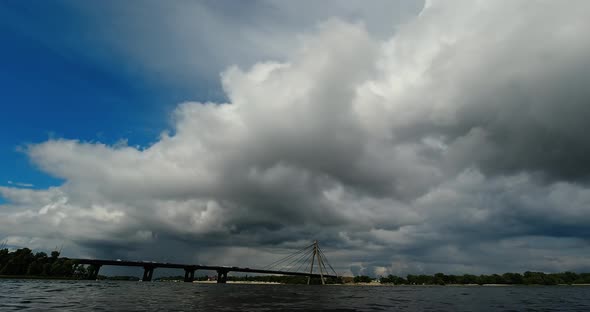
[2,275,589,286]
[343,282,590,287]
[194,280,282,285]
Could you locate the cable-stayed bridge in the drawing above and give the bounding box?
[71,241,339,284]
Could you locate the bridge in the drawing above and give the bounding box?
[70,241,339,284]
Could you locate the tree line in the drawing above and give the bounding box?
[0,248,87,278]
[373,272,590,285]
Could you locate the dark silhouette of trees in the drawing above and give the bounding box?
[353,275,373,283]
[0,247,86,278]
[380,274,407,285]
[377,271,590,285]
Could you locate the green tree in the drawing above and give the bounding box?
[433,273,446,285]
[502,272,523,284]
[459,274,478,284]
[523,271,545,285]
[353,275,372,283]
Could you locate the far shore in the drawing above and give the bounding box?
[341,282,590,287]
[2,276,590,286]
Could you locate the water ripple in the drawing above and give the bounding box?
[1,280,590,311]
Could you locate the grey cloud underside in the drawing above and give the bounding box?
[2,0,590,276]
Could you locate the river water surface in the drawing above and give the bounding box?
[2,279,590,311]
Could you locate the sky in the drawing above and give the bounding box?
[1,0,590,277]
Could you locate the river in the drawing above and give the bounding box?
[2,279,590,311]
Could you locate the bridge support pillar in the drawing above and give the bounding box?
[184,268,196,282]
[88,264,102,280]
[142,266,155,282]
[216,270,228,284]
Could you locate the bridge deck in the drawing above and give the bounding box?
[69,258,338,279]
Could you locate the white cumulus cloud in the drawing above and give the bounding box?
[2,0,590,274]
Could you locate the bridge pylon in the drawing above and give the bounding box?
[261,240,338,285]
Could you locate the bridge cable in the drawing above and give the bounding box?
[268,245,314,272]
[294,250,315,273]
[303,254,313,273]
[317,247,338,277]
[318,247,338,276]
[277,247,314,272]
[261,243,314,270]
[317,250,329,280]
[265,246,313,272]
[307,257,314,274]
[289,248,316,273]
[262,243,314,269]
[319,256,330,279]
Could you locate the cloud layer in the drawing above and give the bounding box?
[2,0,590,276]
